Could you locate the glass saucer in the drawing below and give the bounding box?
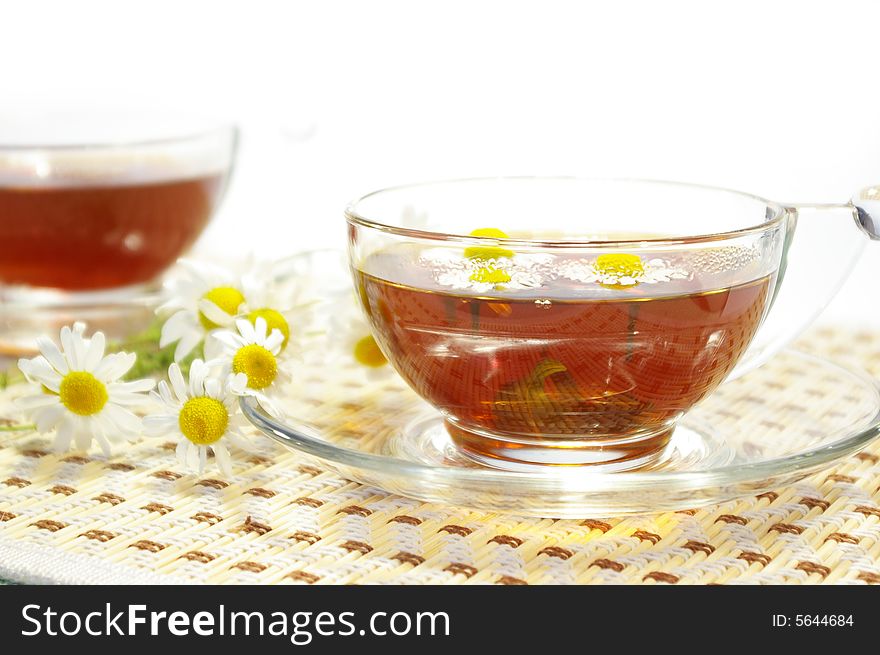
[242,261,880,516]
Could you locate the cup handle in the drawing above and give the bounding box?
[729,202,869,380]
[852,185,880,240]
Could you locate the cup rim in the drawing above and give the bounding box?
[0,122,238,152]
[345,176,788,248]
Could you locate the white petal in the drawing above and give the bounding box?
[174,331,202,363]
[202,333,226,360]
[106,393,145,406]
[16,357,37,381]
[198,446,207,474]
[226,431,257,453]
[265,329,284,352]
[153,380,175,407]
[236,318,257,343]
[159,310,196,347]
[227,411,249,430]
[60,325,85,370]
[15,394,60,411]
[35,337,68,375]
[38,375,62,393]
[189,359,209,397]
[257,393,285,419]
[227,372,248,395]
[211,329,243,350]
[169,363,189,403]
[74,427,92,451]
[222,393,239,412]
[91,421,113,456]
[83,331,106,371]
[19,356,59,384]
[53,420,74,452]
[34,404,66,433]
[253,316,268,341]
[108,379,155,394]
[204,377,222,400]
[180,258,233,287]
[102,404,143,435]
[175,438,188,462]
[156,296,185,314]
[92,353,119,380]
[214,443,232,476]
[199,299,235,327]
[143,413,179,436]
[93,352,136,381]
[43,375,63,393]
[186,442,200,470]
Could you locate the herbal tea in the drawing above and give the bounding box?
[357,245,771,463]
[0,172,224,290]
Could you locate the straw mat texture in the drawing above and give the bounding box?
[0,325,879,585]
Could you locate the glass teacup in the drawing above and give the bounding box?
[347,178,876,471]
[0,113,237,351]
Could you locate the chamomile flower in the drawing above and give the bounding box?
[556,254,688,288]
[158,259,245,362]
[15,324,154,456]
[426,250,545,294]
[212,317,289,418]
[233,258,320,355]
[332,299,393,380]
[18,322,88,385]
[143,360,251,476]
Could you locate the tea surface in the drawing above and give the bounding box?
[357,246,771,446]
[0,173,224,290]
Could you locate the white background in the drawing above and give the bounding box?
[3,0,878,327]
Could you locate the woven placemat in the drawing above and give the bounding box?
[0,325,878,585]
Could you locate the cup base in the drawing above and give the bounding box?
[384,412,735,474]
[0,282,161,357]
[443,420,675,472]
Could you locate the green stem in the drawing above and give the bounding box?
[0,423,34,432]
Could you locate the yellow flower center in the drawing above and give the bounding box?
[353,335,387,368]
[470,265,512,285]
[464,227,515,260]
[595,253,645,289]
[247,308,290,349]
[232,344,278,389]
[198,286,245,330]
[59,371,108,416]
[178,396,229,445]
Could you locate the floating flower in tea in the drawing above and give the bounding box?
[594,253,645,288]
[465,227,515,287]
[470,264,512,285]
[555,256,688,288]
[464,227,515,260]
